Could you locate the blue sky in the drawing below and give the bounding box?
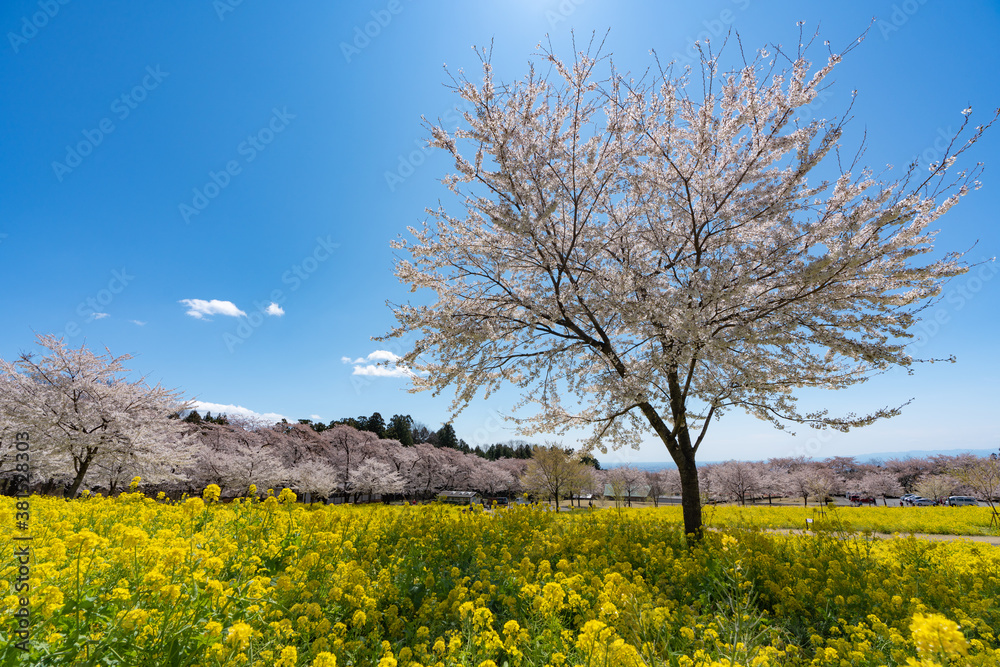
[1,0,998,463]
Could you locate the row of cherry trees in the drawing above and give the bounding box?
[2,336,996,505]
[4,395,995,503]
[186,419,531,501]
[4,400,995,504]
[630,453,995,507]
[0,336,539,499]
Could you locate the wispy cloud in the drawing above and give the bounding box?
[180,298,246,319]
[90,312,110,321]
[130,320,146,326]
[341,350,418,378]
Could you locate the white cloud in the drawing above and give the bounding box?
[341,350,403,364]
[265,302,284,316]
[180,299,246,319]
[366,350,401,362]
[310,414,321,420]
[190,400,289,424]
[91,312,110,320]
[130,320,147,326]
[352,364,414,378]
[341,350,419,378]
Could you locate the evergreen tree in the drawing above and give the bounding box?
[385,414,414,446]
[336,416,364,430]
[437,423,458,449]
[364,412,386,438]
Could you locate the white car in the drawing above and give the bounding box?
[947,496,978,507]
[910,497,935,506]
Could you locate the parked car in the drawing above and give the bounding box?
[846,493,876,506]
[947,496,978,507]
[910,497,934,506]
[900,494,917,506]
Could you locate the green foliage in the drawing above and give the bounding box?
[436,423,458,450]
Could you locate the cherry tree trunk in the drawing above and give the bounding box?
[677,460,703,540]
[639,401,704,539]
[65,450,96,498]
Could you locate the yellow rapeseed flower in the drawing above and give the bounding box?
[311,653,337,667]
[226,622,253,649]
[910,613,968,659]
[182,497,205,515]
[203,484,221,503]
[275,645,298,667]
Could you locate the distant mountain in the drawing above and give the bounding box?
[853,448,997,463]
[599,461,677,472]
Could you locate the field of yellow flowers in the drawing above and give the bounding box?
[698,505,1000,537]
[3,489,1000,667]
